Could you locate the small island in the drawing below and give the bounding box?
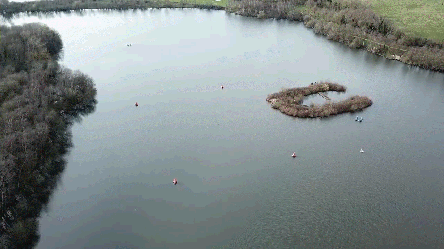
[266,82,372,118]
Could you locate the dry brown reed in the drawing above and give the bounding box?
[266,82,372,118]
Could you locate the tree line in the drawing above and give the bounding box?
[0,23,97,248]
[0,0,223,18]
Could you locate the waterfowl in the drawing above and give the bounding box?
[292,152,297,158]
[360,148,364,153]
[173,178,178,185]
[221,85,224,89]
[135,102,138,107]
[355,116,359,121]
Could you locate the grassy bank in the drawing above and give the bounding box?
[266,82,372,118]
[226,0,444,72]
[362,0,444,42]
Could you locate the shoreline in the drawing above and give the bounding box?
[0,23,98,248]
[225,0,444,73]
[1,0,443,73]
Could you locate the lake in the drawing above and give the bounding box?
[9,8,444,248]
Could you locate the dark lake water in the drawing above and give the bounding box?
[10,8,444,248]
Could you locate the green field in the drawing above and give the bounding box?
[363,0,444,42]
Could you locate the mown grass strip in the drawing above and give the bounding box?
[362,0,444,42]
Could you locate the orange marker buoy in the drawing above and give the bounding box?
[292,152,296,158]
[135,102,138,107]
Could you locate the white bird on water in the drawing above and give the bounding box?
[360,148,364,153]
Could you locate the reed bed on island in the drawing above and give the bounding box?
[266,82,372,118]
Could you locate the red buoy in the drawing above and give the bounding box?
[135,102,138,107]
[173,178,177,185]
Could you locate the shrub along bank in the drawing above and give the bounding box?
[226,0,444,72]
[0,0,223,17]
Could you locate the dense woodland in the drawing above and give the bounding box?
[0,23,97,248]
